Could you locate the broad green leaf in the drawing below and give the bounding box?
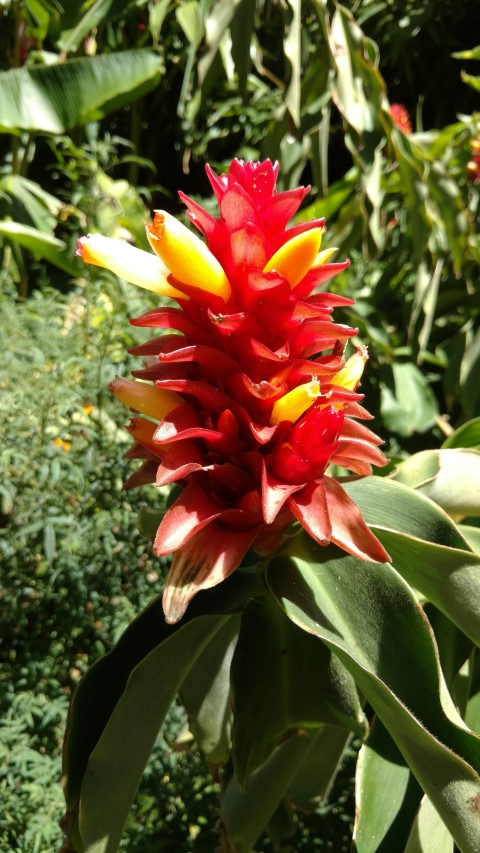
[230,0,255,96]
[62,570,259,851]
[288,725,352,811]
[459,527,480,556]
[78,615,230,853]
[220,732,315,853]
[344,477,480,645]
[343,476,470,552]
[380,362,439,436]
[442,418,480,450]
[176,1,203,47]
[57,0,122,53]
[266,535,480,853]
[0,221,81,276]
[180,615,240,763]
[329,5,385,135]
[231,596,367,785]
[0,50,162,134]
[197,0,243,87]
[354,718,422,852]
[0,174,62,233]
[404,795,454,853]
[394,449,480,517]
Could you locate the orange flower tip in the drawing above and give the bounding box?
[109,376,184,419]
[76,233,184,300]
[146,210,231,302]
[263,227,323,288]
[270,380,320,425]
[331,346,368,392]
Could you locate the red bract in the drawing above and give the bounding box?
[78,159,389,623]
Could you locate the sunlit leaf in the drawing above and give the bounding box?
[354,718,422,852]
[266,534,480,852]
[0,51,162,134]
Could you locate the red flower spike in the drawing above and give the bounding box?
[79,158,389,622]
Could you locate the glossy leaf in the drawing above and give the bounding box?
[442,418,480,450]
[231,596,367,785]
[0,50,162,134]
[266,535,480,853]
[354,718,422,853]
[344,477,480,646]
[394,449,480,517]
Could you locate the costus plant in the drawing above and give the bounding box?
[62,160,480,853]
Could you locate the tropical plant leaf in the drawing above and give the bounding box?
[220,732,315,853]
[354,718,422,853]
[75,615,230,853]
[442,418,480,450]
[179,615,240,764]
[394,449,480,517]
[379,361,439,436]
[266,534,480,853]
[343,477,480,646]
[0,50,162,134]
[61,570,260,852]
[404,795,454,853]
[231,595,367,786]
[0,221,81,276]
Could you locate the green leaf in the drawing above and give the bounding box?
[0,50,162,134]
[288,725,352,811]
[442,418,480,450]
[231,596,367,785]
[266,535,480,853]
[0,174,63,233]
[460,72,480,94]
[343,477,480,646]
[0,221,81,276]
[57,0,122,53]
[62,570,260,851]
[78,615,229,853]
[380,362,439,436]
[354,718,422,852]
[394,449,480,517]
[220,733,315,853]
[343,476,470,551]
[404,795,454,853]
[180,615,240,763]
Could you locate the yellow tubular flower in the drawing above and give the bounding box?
[77,234,185,300]
[263,228,323,288]
[331,346,368,391]
[312,247,337,266]
[270,380,320,425]
[110,377,184,420]
[146,211,231,302]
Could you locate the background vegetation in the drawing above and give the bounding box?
[1,0,479,849]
